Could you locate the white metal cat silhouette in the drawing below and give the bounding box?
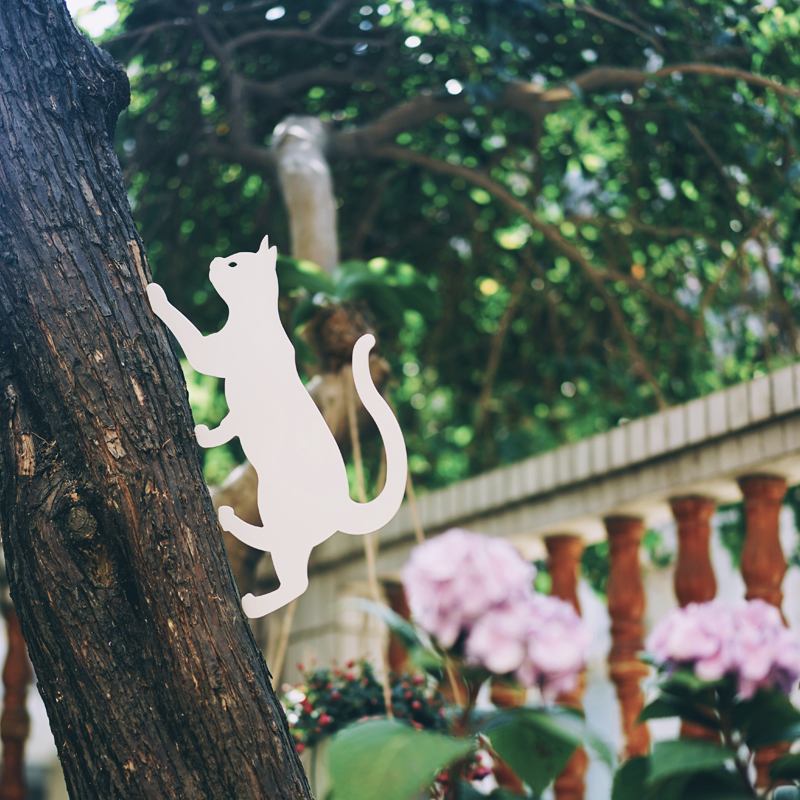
[146,236,408,618]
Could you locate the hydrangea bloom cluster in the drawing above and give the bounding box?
[401,528,589,697]
[646,599,800,698]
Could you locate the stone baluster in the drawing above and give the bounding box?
[605,516,650,759]
[0,607,32,800]
[670,496,719,741]
[738,475,787,610]
[545,534,588,800]
[738,475,788,791]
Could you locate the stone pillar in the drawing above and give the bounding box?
[738,474,788,790]
[545,535,588,800]
[0,607,32,800]
[605,517,650,759]
[670,496,719,742]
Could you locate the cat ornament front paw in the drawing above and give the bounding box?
[146,282,169,315]
[217,504,236,532]
[194,423,212,448]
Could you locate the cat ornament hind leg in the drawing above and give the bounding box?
[146,235,408,618]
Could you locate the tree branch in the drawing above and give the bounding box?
[104,18,191,43]
[333,63,800,155]
[244,69,357,100]
[698,216,773,320]
[203,140,274,171]
[310,0,354,33]
[372,145,668,407]
[225,28,387,53]
[547,3,665,53]
[475,267,529,432]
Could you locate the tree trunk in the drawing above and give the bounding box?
[0,4,311,799]
[271,115,339,273]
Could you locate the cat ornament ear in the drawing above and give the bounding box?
[147,236,408,618]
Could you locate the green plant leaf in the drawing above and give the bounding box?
[660,669,723,696]
[646,740,735,786]
[277,255,335,296]
[481,708,596,795]
[770,752,800,781]
[328,720,471,800]
[480,706,613,768]
[346,599,434,653]
[734,689,800,748]
[611,757,649,800]
[639,693,721,731]
[680,769,753,800]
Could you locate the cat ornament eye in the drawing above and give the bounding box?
[146,236,408,618]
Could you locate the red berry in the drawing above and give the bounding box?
[302,700,313,713]
[296,663,304,672]
[346,660,355,668]
[296,743,305,755]
[331,690,341,700]
[405,691,413,699]
[412,700,422,710]
[319,713,333,726]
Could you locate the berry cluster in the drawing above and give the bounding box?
[283,660,448,752]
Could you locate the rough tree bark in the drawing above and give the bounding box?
[0,3,311,799]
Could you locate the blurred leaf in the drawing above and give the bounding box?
[660,669,722,696]
[733,689,800,748]
[328,720,471,800]
[771,752,800,782]
[346,598,428,652]
[483,710,576,795]
[612,757,648,800]
[646,740,735,785]
[277,255,335,296]
[481,706,611,795]
[640,693,721,731]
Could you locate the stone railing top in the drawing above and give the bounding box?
[313,363,800,566]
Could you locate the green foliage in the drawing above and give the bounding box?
[732,687,800,748]
[647,740,736,785]
[482,706,613,795]
[102,0,800,489]
[631,666,800,798]
[582,540,609,596]
[483,710,579,796]
[717,502,746,569]
[327,719,471,800]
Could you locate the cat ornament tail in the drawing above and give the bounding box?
[146,235,408,618]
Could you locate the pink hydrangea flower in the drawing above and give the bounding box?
[646,599,800,698]
[734,599,800,699]
[465,604,529,675]
[402,528,535,647]
[515,594,590,699]
[646,600,737,682]
[466,595,589,699]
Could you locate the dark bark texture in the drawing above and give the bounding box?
[0,3,312,799]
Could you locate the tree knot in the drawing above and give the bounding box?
[66,506,98,545]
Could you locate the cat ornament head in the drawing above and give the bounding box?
[209,235,277,306]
